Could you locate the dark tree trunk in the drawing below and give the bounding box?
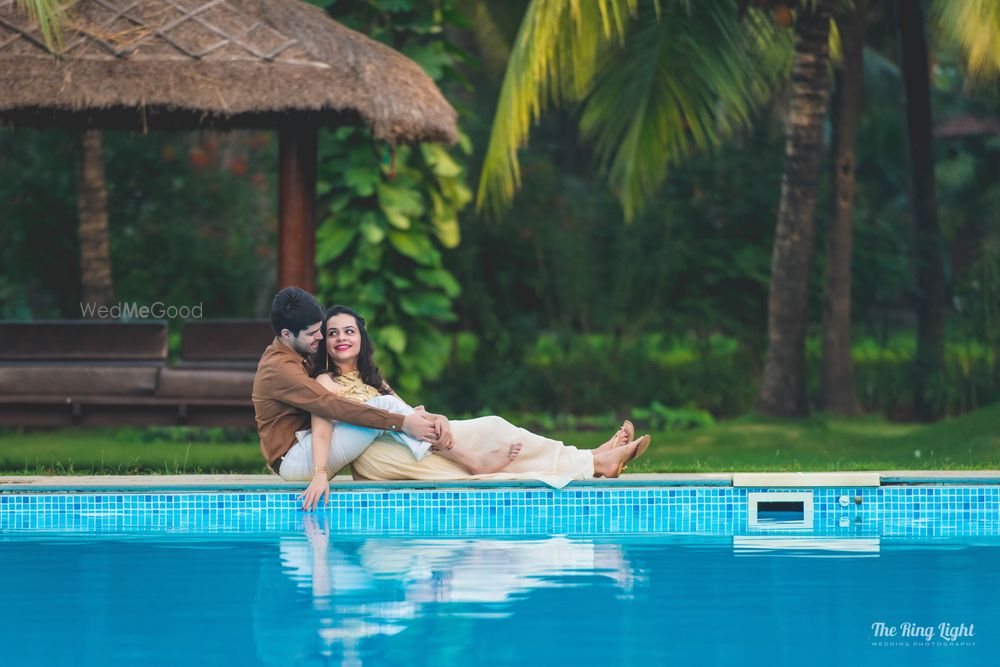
[821,0,866,415]
[755,1,834,418]
[76,130,114,308]
[898,0,946,421]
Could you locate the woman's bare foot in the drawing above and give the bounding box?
[592,435,650,478]
[469,442,522,474]
[595,420,635,454]
[593,445,632,478]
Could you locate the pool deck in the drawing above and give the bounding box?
[2,470,999,492]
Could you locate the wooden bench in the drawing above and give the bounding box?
[0,320,274,427]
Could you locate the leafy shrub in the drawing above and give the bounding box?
[427,331,998,420]
[113,427,257,444]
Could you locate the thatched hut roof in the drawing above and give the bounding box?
[0,0,457,143]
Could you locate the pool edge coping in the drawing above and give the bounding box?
[2,470,1000,493]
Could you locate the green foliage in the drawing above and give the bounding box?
[932,0,1000,88]
[113,426,258,444]
[630,401,717,431]
[430,329,998,420]
[477,0,792,220]
[579,1,791,220]
[449,401,713,434]
[0,128,77,317]
[431,330,761,417]
[955,239,1000,383]
[432,120,783,415]
[315,1,472,396]
[0,129,276,319]
[838,337,998,417]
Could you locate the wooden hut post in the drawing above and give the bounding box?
[277,117,318,292]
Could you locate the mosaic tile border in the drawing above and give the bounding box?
[1,486,999,537]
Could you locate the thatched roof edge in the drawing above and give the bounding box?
[0,0,457,143]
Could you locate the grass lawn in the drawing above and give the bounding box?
[1,402,997,475]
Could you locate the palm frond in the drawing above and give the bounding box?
[475,0,642,218]
[932,0,1000,87]
[579,2,791,220]
[476,0,791,220]
[15,0,68,52]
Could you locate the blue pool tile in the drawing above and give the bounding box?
[1,485,998,537]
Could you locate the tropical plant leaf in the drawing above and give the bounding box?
[476,0,791,220]
[399,291,456,318]
[316,224,357,263]
[579,1,791,220]
[416,267,462,297]
[378,181,424,230]
[377,325,408,354]
[421,144,464,177]
[476,0,642,218]
[360,211,386,244]
[428,191,461,248]
[344,166,380,196]
[15,0,67,52]
[387,230,439,265]
[932,0,1000,87]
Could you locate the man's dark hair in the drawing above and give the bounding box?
[270,287,325,337]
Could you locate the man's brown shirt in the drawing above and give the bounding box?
[252,338,404,466]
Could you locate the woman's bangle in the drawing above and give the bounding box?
[312,465,328,476]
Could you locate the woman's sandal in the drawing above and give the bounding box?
[617,434,651,476]
[618,420,635,447]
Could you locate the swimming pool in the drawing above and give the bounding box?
[1,484,997,666]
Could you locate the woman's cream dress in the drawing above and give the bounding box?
[333,372,594,488]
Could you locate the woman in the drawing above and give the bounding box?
[296,306,649,508]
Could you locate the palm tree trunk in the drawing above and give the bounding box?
[755,0,834,418]
[898,0,945,421]
[821,0,866,415]
[77,130,115,308]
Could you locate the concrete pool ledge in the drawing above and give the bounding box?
[0,472,732,492]
[1,470,999,492]
[733,472,881,487]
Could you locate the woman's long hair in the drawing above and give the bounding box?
[311,305,390,394]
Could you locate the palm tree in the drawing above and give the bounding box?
[820,0,866,416]
[76,130,115,307]
[897,0,944,421]
[474,0,835,419]
[754,0,835,418]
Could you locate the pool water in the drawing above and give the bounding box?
[1,520,996,666]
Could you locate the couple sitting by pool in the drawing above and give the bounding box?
[252,287,650,509]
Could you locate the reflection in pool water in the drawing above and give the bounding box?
[256,515,638,665]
